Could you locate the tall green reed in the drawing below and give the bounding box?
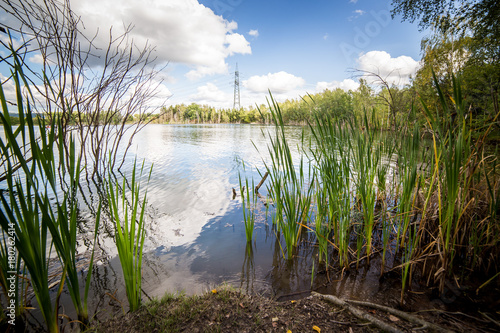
[261,96,314,259]
[396,124,420,300]
[107,160,151,312]
[0,43,102,331]
[239,172,256,244]
[314,187,329,265]
[351,112,379,264]
[0,52,92,331]
[243,74,500,296]
[420,73,473,290]
[308,114,353,268]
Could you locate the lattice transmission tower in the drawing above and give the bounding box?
[233,63,240,110]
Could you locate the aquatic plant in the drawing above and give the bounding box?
[308,114,353,267]
[396,124,420,299]
[314,187,330,265]
[239,171,256,244]
[107,160,151,312]
[351,113,379,263]
[262,97,315,260]
[240,73,500,296]
[0,47,101,331]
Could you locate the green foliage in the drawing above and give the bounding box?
[263,96,314,260]
[391,0,500,54]
[239,171,256,244]
[107,160,152,312]
[240,74,500,300]
[151,85,392,126]
[0,46,100,332]
[184,103,201,121]
[395,0,500,130]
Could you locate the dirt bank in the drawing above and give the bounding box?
[90,286,495,332]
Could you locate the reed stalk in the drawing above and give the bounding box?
[239,172,256,243]
[107,160,151,312]
[0,53,63,333]
[0,46,102,331]
[314,188,329,265]
[308,114,353,267]
[351,112,379,263]
[243,74,500,297]
[261,96,314,259]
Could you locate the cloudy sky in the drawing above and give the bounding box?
[1,0,425,109]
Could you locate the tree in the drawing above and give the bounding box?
[316,88,354,120]
[391,0,500,61]
[351,79,376,120]
[353,70,414,130]
[393,0,500,126]
[184,103,201,122]
[0,0,166,178]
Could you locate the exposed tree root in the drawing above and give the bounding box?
[479,312,500,330]
[311,292,403,333]
[312,292,454,333]
[347,299,453,332]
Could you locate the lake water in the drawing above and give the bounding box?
[85,124,316,309]
[77,123,415,322]
[2,123,429,325]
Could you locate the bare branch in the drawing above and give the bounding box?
[0,0,168,178]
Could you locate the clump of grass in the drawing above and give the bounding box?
[0,45,101,331]
[261,96,314,260]
[351,112,379,264]
[396,124,420,300]
[107,160,152,312]
[415,72,500,292]
[314,188,330,265]
[309,114,353,268]
[239,170,256,244]
[240,74,500,296]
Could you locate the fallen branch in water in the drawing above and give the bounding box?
[311,292,403,333]
[347,299,453,332]
[255,171,268,192]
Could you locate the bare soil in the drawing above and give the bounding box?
[90,286,497,333]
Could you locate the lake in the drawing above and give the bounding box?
[72,123,418,322]
[1,123,431,325]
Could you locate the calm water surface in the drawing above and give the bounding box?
[80,124,409,318]
[3,124,419,324]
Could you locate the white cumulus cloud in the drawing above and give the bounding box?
[243,71,305,94]
[68,0,251,78]
[249,29,259,37]
[28,54,44,65]
[150,83,173,107]
[189,82,228,104]
[316,79,360,92]
[357,51,421,86]
[225,33,251,56]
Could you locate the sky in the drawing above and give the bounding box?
[0,0,426,110]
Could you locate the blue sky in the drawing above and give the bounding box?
[0,0,426,109]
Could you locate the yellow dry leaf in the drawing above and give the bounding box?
[211,289,217,294]
[287,330,292,333]
[312,325,321,332]
[290,300,296,304]
[389,314,400,322]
